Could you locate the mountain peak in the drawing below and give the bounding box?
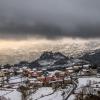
[39,51,67,60]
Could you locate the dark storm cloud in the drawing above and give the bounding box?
[0,0,100,39]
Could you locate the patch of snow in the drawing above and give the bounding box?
[78,77,100,88]
[9,76,27,84]
[0,90,21,100]
[30,87,53,100]
[39,90,63,100]
[68,94,76,100]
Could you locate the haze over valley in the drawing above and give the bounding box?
[0,38,100,64]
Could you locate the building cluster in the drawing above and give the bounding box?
[0,63,97,88]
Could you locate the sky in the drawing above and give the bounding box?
[0,0,100,64]
[0,0,100,40]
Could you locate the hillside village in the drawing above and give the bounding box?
[0,51,100,100]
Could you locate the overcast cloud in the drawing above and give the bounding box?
[0,0,100,39]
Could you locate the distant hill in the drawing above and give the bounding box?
[2,51,90,69]
[80,49,100,65]
[39,51,68,60]
[29,51,69,69]
[21,51,89,69]
[18,51,69,68]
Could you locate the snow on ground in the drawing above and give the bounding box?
[38,90,63,100]
[40,86,75,100]
[78,77,100,88]
[9,75,27,84]
[67,77,100,100]
[0,87,63,100]
[0,90,11,96]
[1,77,99,100]
[29,87,53,100]
[5,90,21,100]
[0,89,21,100]
[30,86,73,100]
[67,94,76,100]
[29,78,37,83]
[9,76,37,87]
